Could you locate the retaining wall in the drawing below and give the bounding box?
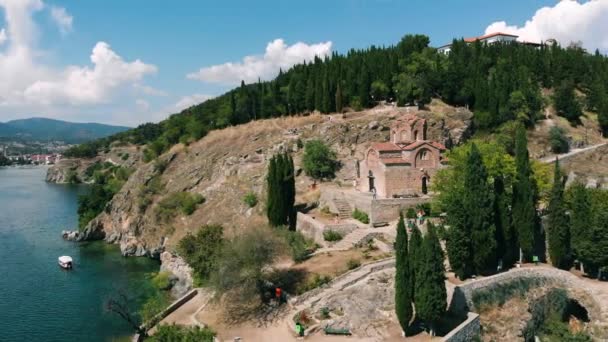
[442,312,480,342]
[296,212,357,246]
[370,197,429,226]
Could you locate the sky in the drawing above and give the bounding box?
[0,0,607,126]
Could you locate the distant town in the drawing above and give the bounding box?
[0,140,70,166]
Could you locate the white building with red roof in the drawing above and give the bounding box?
[357,114,447,198]
[437,32,540,54]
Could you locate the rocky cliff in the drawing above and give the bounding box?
[48,102,473,258]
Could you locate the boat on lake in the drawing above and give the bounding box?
[58,256,73,269]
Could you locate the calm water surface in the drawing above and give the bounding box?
[0,167,159,342]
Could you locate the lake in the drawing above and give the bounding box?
[0,167,159,342]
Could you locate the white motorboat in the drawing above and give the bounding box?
[58,256,73,269]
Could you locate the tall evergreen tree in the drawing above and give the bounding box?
[335,82,343,113]
[266,153,295,227]
[512,125,538,262]
[445,189,472,279]
[414,224,446,336]
[464,143,497,274]
[395,213,413,334]
[409,225,423,299]
[493,176,516,268]
[547,158,570,269]
[569,183,593,273]
[554,80,583,124]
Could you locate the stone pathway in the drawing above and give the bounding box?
[313,223,397,255]
[539,142,607,164]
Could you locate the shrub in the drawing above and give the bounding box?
[243,192,258,208]
[320,307,331,319]
[302,140,339,180]
[156,192,205,221]
[405,207,417,219]
[297,274,332,294]
[121,153,129,161]
[352,208,370,224]
[277,229,316,262]
[347,258,361,270]
[178,225,224,285]
[149,325,215,342]
[323,230,343,242]
[65,169,81,184]
[151,271,173,291]
[549,126,570,154]
[140,293,169,324]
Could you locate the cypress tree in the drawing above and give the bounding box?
[266,155,280,226]
[409,225,423,299]
[445,190,472,279]
[547,158,570,269]
[493,176,516,268]
[570,183,592,273]
[335,82,343,113]
[464,143,497,274]
[414,224,446,336]
[284,153,296,229]
[395,213,412,334]
[512,125,538,262]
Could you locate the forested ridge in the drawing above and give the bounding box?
[65,34,608,159]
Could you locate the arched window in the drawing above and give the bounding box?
[413,130,419,141]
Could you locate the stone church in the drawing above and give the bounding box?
[357,114,447,198]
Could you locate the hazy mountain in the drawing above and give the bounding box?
[0,118,131,144]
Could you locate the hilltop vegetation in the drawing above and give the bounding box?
[65,34,608,160]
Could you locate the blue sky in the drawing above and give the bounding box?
[0,0,605,126]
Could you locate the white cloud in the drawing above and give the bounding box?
[174,94,215,111]
[0,28,6,45]
[22,42,157,106]
[0,0,157,114]
[485,0,608,52]
[187,39,332,85]
[50,6,73,35]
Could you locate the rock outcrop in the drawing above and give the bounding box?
[160,252,194,298]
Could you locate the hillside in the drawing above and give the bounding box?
[51,102,473,256]
[0,117,130,143]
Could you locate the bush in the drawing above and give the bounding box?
[549,126,570,154]
[65,169,81,184]
[302,140,339,180]
[346,258,361,270]
[352,208,370,224]
[151,271,173,291]
[156,192,205,221]
[297,274,332,294]
[243,192,258,208]
[276,228,316,262]
[178,225,224,285]
[121,153,129,161]
[140,293,169,324]
[148,324,215,342]
[323,230,343,242]
[405,207,417,219]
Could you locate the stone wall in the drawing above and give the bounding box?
[319,187,372,214]
[370,197,430,226]
[448,267,601,321]
[296,212,357,246]
[442,312,480,342]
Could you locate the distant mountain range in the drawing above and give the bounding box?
[0,118,131,144]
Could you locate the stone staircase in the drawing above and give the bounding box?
[333,197,352,219]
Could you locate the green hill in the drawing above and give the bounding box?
[0,117,130,144]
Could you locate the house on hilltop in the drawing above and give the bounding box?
[438,32,542,54]
[356,114,447,198]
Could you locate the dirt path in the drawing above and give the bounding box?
[538,142,608,164]
[148,290,213,334]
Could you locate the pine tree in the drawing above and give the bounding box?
[414,224,446,336]
[464,143,497,274]
[335,82,343,113]
[395,213,412,333]
[512,125,538,262]
[409,225,423,299]
[547,158,570,269]
[598,97,608,137]
[554,80,583,124]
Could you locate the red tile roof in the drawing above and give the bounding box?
[464,32,518,43]
[381,158,411,165]
[370,142,402,152]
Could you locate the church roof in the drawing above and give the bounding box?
[370,142,402,152]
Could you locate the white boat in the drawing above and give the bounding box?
[58,256,73,269]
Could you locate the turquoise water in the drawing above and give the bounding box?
[0,167,159,342]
